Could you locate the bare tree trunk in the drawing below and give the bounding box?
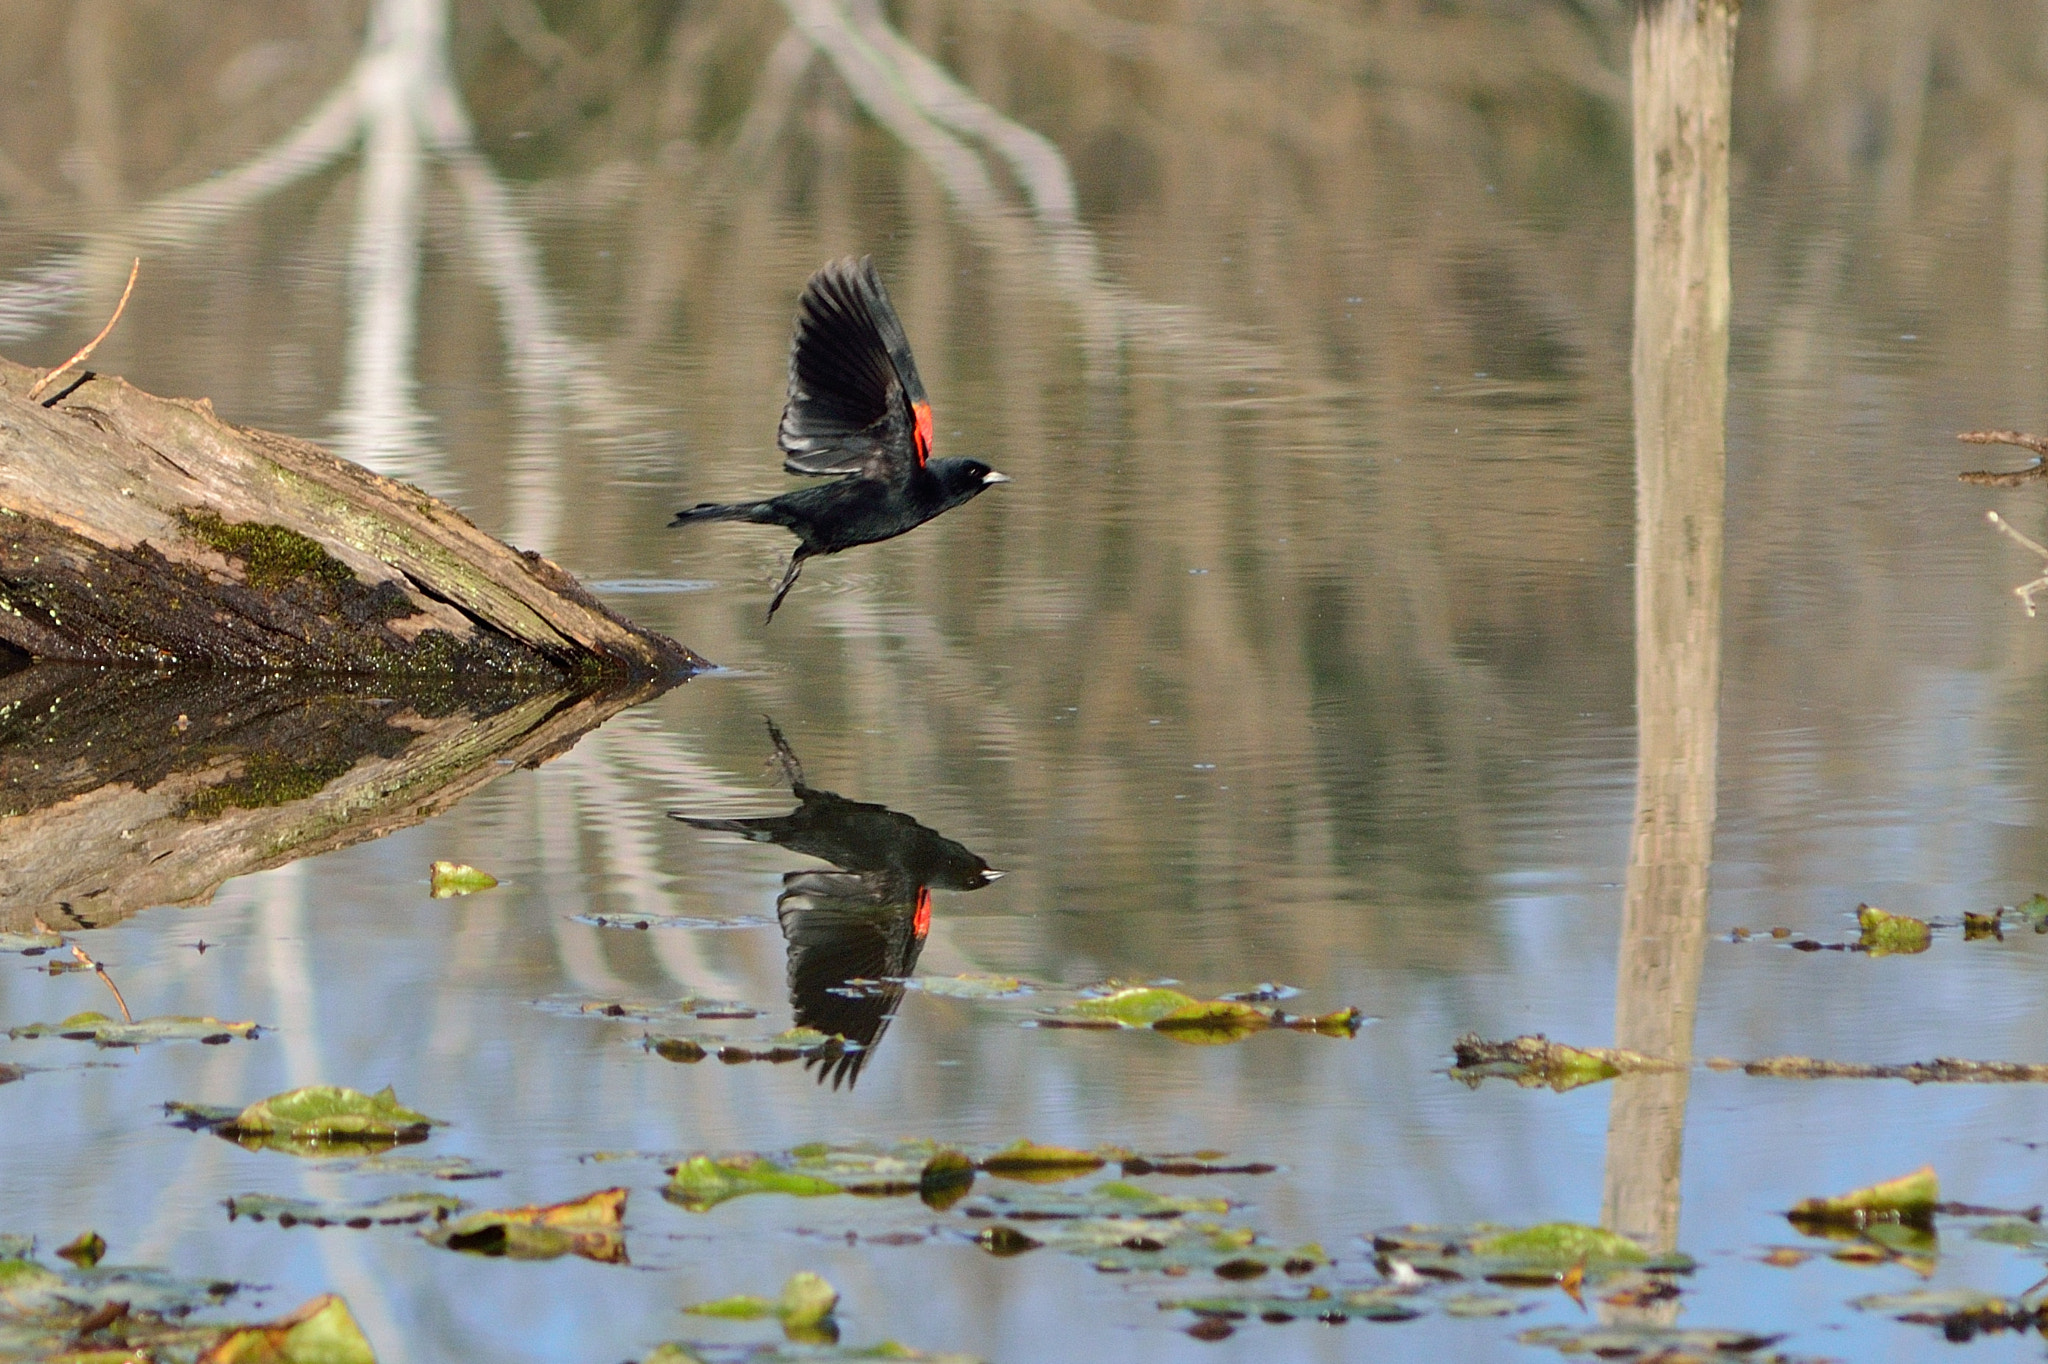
[0,358,700,680]
[1603,0,1736,1259]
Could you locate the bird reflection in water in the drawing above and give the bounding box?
[671,720,1000,1088]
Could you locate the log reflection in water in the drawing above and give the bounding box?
[0,664,673,935]
[672,720,998,1087]
[1602,0,1735,1262]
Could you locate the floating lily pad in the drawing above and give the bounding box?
[978,1140,1106,1180]
[1517,1324,1790,1358]
[1371,1223,1690,1284]
[1450,1035,1677,1091]
[959,1180,1229,1222]
[1163,1284,1419,1323]
[665,1144,968,1211]
[646,1027,844,1065]
[1853,1286,2048,1338]
[537,995,759,1023]
[227,1191,466,1228]
[313,1152,503,1181]
[429,861,497,897]
[901,973,1030,999]
[1787,1165,1938,1228]
[202,1293,377,1364]
[170,1085,440,1155]
[10,1010,261,1046]
[427,1187,627,1262]
[1858,904,1932,956]
[644,1343,979,1363]
[54,1230,104,1268]
[1043,986,1361,1043]
[686,1271,839,1337]
[0,931,62,955]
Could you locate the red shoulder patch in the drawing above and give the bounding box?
[912,400,933,467]
[913,885,932,939]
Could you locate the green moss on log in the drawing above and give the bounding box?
[180,750,357,820]
[178,510,357,590]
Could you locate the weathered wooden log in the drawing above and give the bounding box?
[0,663,658,934]
[0,358,702,680]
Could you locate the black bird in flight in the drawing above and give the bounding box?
[671,256,1011,622]
[671,719,1000,1088]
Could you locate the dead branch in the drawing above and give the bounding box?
[1987,510,2048,616]
[70,945,132,1024]
[25,258,137,402]
[1959,429,2048,484]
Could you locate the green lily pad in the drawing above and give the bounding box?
[0,932,62,955]
[54,1231,104,1268]
[312,1152,503,1181]
[902,973,1030,999]
[958,1180,1229,1222]
[646,1027,843,1065]
[1165,1285,1421,1323]
[685,1272,839,1334]
[202,1292,377,1364]
[978,1140,1106,1180]
[645,1344,980,1363]
[1858,904,1932,956]
[1517,1324,1789,1358]
[1450,1035,1677,1091]
[10,1011,261,1046]
[1042,986,1363,1043]
[427,1187,627,1263]
[170,1085,440,1156]
[664,1144,968,1211]
[429,861,497,897]
[543,995,759,1023]
[1371,1224,1690,1284]
[227,1192,466,1228]
[2011,894,2048,930]
[1787,1164,1938,1228]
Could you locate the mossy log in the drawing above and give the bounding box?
[0,358,701,679]
[0,664,657,934]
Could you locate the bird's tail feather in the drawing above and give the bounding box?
[669,500,775,527]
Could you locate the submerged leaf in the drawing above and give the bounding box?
[903,973,1029,999]
[429,861,497,897]
[428,1187,626,1262]
[1787,1165,1939,1228]
[0,931,62,955]
[1857,904,1932,956]
[10,1011,261,1047]
[685,1272,839,1333]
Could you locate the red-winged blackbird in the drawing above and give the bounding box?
[671,256,1011,622]
[671,719,999,1088]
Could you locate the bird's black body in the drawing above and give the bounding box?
[671,720,999,1088]
[671,257,1009,621]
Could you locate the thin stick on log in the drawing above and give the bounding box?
[25,258,138,402]
[1987,510,2048,616]
[1958,429,2048,485]
[69,945,132,1024]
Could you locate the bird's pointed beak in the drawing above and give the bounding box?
[981,868,1006,880]
[982,470,1012,484]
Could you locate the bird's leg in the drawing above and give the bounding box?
[766,548,807,623]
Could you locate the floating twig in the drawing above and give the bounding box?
[69,945,133,1025]
[1987,511,2048,616]
[1959,430,2048,485]
[26,258,139,402]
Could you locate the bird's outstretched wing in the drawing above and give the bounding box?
[778,256,933,481]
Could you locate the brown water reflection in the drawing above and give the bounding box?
[7,3,2048,1362]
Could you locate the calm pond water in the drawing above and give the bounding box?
[8,2,2048,1361]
